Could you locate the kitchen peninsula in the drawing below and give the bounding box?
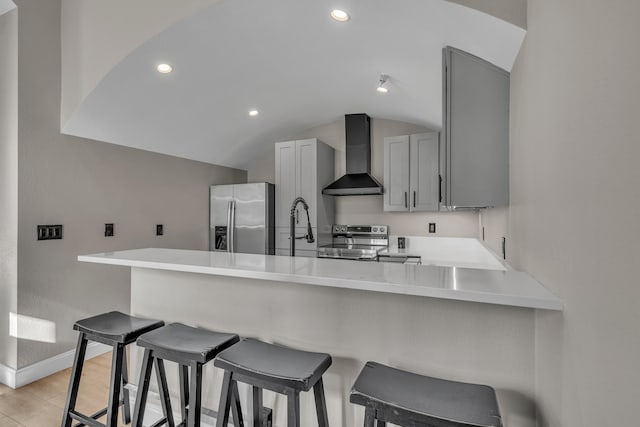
[79,248,560,426]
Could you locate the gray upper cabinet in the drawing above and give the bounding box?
[275,141,296,227]
[410,133,440,211]
[383,135,410,211]
[274,138,335,254]
[442,46,510,208]
[384,133,440,212]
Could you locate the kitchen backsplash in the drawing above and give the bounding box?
[335,196,478,237]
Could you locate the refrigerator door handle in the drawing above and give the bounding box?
[229,200,236,253]
[226,201,233,253]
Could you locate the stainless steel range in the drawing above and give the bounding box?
[317,225,388,261]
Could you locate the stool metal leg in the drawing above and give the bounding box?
[286,390,300,427]
[252,386,262,427]
[155,358,175,427]
[179,364,189,423]
[312,378,329,427]
[187,362,202,427]
[106,343,125,427]
[61,333,88,427]
[216,371,234,427]
[363,407,375,427]
[132,349,154,427]
[121,349,131,424]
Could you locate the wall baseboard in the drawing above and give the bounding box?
[0,342,111,389]
[0,362,16,389]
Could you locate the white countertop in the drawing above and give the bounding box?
[78,248,562,311]
[380,236,508,271]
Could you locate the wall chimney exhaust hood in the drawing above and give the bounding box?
[323,114,383,196]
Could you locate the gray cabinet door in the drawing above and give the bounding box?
[384,136,410,211]
[410,133,440,211]
[275,141,296,227]
[443,46,510,208]
[295,139,317,227]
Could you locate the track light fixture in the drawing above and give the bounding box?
[377,74,389,93]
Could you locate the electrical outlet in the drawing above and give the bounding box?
[104,223,114,237]
[37,225,63,240]
[156,224,164,236]
[428,223,436,233]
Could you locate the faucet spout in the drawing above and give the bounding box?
[290,197,315,256]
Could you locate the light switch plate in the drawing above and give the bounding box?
[37,225,63,240]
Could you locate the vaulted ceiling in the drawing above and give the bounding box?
[62,0,525,169]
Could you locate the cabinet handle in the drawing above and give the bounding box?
[413,191,416,208]
[404,192,408,208]
[439,175,443,203]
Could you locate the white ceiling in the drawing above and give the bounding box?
[62,0,525,169]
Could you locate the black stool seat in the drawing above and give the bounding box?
[215,338,332,392]
[137,322,240,364]
[214,338,332,427]
[62,311,164,427]
[350,362,502,427]
[74,311,164,344]
[133,323,242,427]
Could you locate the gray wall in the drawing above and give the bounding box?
[485,0,640,424]
[0,6,18,370]
[14,0,246,369]
[247,118,480,237]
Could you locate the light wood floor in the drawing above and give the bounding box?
[0,352,127,427]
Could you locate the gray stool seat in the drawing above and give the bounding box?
[214,338,332,427]
[74,310,164,344]
[137,322,240,364]
[214,338,332,392]
[350,362,502,427]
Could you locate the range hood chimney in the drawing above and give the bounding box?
[322,114,383,196]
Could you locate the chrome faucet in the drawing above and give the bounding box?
[290,197,314,256]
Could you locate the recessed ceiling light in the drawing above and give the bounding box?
[249,110,259,117]
[376,86,389,93]
[157,63,173,74]
[330,9,350,22]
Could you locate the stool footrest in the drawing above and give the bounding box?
[149,417,170,427]
[70,399,127,427]
[69,410,105,427]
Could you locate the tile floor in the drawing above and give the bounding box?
[0,352,127,427]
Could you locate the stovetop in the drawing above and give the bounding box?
[317,225,389,261]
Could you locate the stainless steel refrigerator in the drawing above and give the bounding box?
[210,183,275,254]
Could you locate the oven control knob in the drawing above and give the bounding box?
[373,227,378,232]
[380,226,385,233]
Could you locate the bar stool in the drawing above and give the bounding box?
[132,323,241,427]
[214,338,332,427]
[350,361,502,427]
[61,311,165,427]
